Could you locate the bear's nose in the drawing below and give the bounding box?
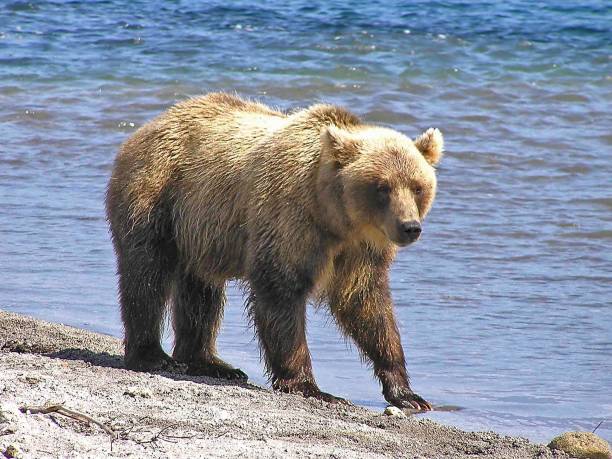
[399,221,422,240]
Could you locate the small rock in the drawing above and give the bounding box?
[20,376,42,385]
[123,386,152,398]
[3,444,22,459]
[383,406,405,417]
[0,402,21,434]
[548,431,611,459]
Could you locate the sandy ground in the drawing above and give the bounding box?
[0,310,570,458]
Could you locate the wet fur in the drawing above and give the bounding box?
[106,92,442,406]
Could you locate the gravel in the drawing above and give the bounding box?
[0,310,570,458]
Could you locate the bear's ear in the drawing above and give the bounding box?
[414,128,444,166]
[321,125,361,166]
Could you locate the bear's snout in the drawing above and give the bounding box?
[396,220,422,245]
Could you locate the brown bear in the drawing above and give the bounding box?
[106,92,443,410]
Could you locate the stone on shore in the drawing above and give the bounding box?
[548,431,611,459]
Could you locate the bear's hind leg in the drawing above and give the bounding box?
[117,244,180,373]
[172,272,247,381]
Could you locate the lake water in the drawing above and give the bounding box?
[1,0,611,444]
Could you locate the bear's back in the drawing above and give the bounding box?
[164,93,288,165]
[170,92,284,120]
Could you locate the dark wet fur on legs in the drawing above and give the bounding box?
[108,188,179,372]
[172,272,247,381]
[246,246,347,404]
[328,245,432,410]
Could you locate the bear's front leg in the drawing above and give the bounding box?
[329,248,432,411]
[248,254,346,404]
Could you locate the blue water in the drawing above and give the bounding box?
[1,0,611,444]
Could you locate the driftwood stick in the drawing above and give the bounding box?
[592,419,606,434]
[20,403,116,437]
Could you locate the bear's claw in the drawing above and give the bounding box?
[273,379,350,405]
[187,363,248,382]
[386,389,432,411]
[125,347,188,374]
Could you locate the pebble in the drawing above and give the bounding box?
[3,444,22,459]
[548,431,611,459]
[123,386,153,398]
[383,406,405,417]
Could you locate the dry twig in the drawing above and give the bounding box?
[592,419,606,434]
[114,421,196,450]
[19,403,116,438]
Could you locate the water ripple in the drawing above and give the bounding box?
[1,0,611,444]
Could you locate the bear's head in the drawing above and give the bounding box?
[320,125,443,247]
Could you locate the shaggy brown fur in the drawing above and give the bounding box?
[106,92,444,409]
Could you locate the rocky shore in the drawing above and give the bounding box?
[0,310,570,458]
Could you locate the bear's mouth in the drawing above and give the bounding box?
[392,237,419,248]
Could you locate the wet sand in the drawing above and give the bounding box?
[0,310,568,458]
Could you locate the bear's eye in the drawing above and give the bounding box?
[414,186,423,196]
[377,183,391,195]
